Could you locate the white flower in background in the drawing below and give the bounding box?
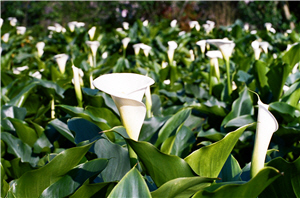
[206,50,223,81]
[0,18,3,28]
[54,23,64,33]
[122,22,129,30]
[264,22,272,31]
[163,79,171,85]
[68,21,77,32]
[30,71,42,79]
[189,49,195,61]
[93,73,155,141]
[292,63,299,74]
[143,20,149,26]
[189,21,200,31]
[122,37,131,49]
[286,43,298,51]
[102,51,108,59]
[178,31,186,36]
[250,30,257,35]
[48,26,56,32]
[13,66,29,75]
[36,42,45,58]
[251,92,278,178]
[167,41,178,64]
[207,38,235,61]
[116,27,123,32]
[88,26,96,40]
[76,22,85,28]
[133,43,142,55]
[140,44,152,57]
[251,40,262,60]
[16,26,26,35]
[286,29,292,34]
[196,40,206,54]
[259,41,270,54]
[273,53,277,59]
[54,54,69,74]
[121,9,128,18]
[206,20,215,33]
[86,41,100,57]
[270,27,276,34]
[283,85,289,92]
[170,19,177,28]
[2,33,9,43]
[72,65,83,107]
[161,61,168,69]
[202,24,210,34]
[8,17,17,26]
[243,23,249,31]
[227,27,232,32]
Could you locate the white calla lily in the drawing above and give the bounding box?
[122,37,131,49]
[196,40,206,55]
[0,18,3,28]
[88,26,96,40]
[2,33,9,43]
[54,54,69,74]
[93,73,155,141]
[8,17,17,26]
[122,22,129,30]
[189,21,200,31]
[36,42,45,58]
[143,20,149,26]
[243,23,249,32]
[140,44,152,57]
[72,65,83,107]
[170,19,177,28]
[264,22,272,32]
[133,43,142,55]
[251,40,262,60]
[251,93,278,177]
[259,41,270,54]
[68,21,77,32]
[16,26,26,35]
[206,50,222,94]
[167,41,178,64]
[86,41,100,58]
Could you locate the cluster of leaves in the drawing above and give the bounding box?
[1,18,300,197]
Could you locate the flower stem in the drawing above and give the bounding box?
[225,59,232,96]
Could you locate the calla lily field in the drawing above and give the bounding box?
[1,16,300,198]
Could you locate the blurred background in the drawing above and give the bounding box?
[1,1,299,34]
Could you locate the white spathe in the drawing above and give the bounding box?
[8,17,17,26]
[167,41,178,63]
[189,21,200,31]
[68,21,77,32]
[143,20,149,26]
[251,94,279,177]
[206,50,223,81]
[93,73,155,141]
[88,26,96,40]
[36,42,45,58]
[2,33,9,43]
[196,40,206,54]
[16,26,26,35]
[251,40,262,60]
[54,54,69,74]
[122,37,131,49]
[259,41,270,54]
[170,19,177,28]
[86,41,100,57]
[206,39,235,61]
[264,22,272,31]
[0,18,3,28]
[122,22,129,30]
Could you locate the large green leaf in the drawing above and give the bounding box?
[125,138,195,187]
[69,182,116,198]
[192,167,281,198]
[185,124,252,178]
[108,167,151,198]
[49,119,75,143]
[155,108,191,146]
[40,158,108,198]
[8,142,94,198]
[282,43,300,68]
[190,103,228,117]
[1,105,27,130]
[151,177,216,198]
[7,81,38,107]
[218,154,242,182]
[280,81,300,108]
[269,102,300,123]
[260,157,300,197]
[252,60,270,97]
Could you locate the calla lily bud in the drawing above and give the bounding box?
[196,40,206,54]
[36,42,45,58]
[93,73,155,141]
[122,22,129,30]
[16,26,26,35]
[167,41,178,64]
[102,52,108,59]
[122,37,131,49]
[251,41,262,60]
[54,54,69,74]
[251,93,278,177]
[170,19,177,28]
[244,23,249,32]
[72,65,83,107]
[86,41,100,57]
[8,17,17,26]
[206,50,222,81]
[2,33,9,43]
[88,26,96,40]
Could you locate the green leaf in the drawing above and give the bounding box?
[49,119,75,143]
[225,114,255,128]
[218,154,242,182]
[156,108,191,146]
[185,124,252,178]
[8,81,38,107]
[8,142,94,198]
[190,103,228,117]
[139,116,169,142]
[282,43,300,68]
[6,117,39,147]
[252,60,270,97]
[151,177,216,198]
[108,167,151,198]
[260,157,300,198]
[40,158,108,198]
[269,102,300,122]
[125,138,195,187]
[1,132,39,166]
[192,167,281,198]
[280,81,300,108]
[69,182,116,198]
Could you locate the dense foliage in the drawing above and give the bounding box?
[1,15,300,197]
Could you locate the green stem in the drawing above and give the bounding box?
[209,64,213,95]
[225,59,232,96]
[127,143,138,167]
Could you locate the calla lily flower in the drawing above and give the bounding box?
[16,26,26,35]
[189,21,200,31]
[68,21,77,32]
[13,66,29,75]
[133,43,142,55]
[54,54,69,74]
[189,50,195,61]
[93,73,155,141]
[196,40,206,55]
[269,27,276,34]
[259,41,269,54]
[243,23,249,32]
[178,31,185,36]
[250,30,257,35]
[167,41,178,64]
[2,33,9,43]
[36,42,45,58]
[250,92,278,177]
[0,18,3,28]
[72,65,83,107]
[264,22,272,32]
[170,19,177,28]
[102,52,108,59]
[143,20,149,26]
[86,41,100,58]
[122,22,129,30]
[141,44,152,57]
[122,37,131,49]
[48,26,56,32]
[206,50,222,80]
[88,26,96,40]
[8,17,17,26]
[251,40,262,60]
